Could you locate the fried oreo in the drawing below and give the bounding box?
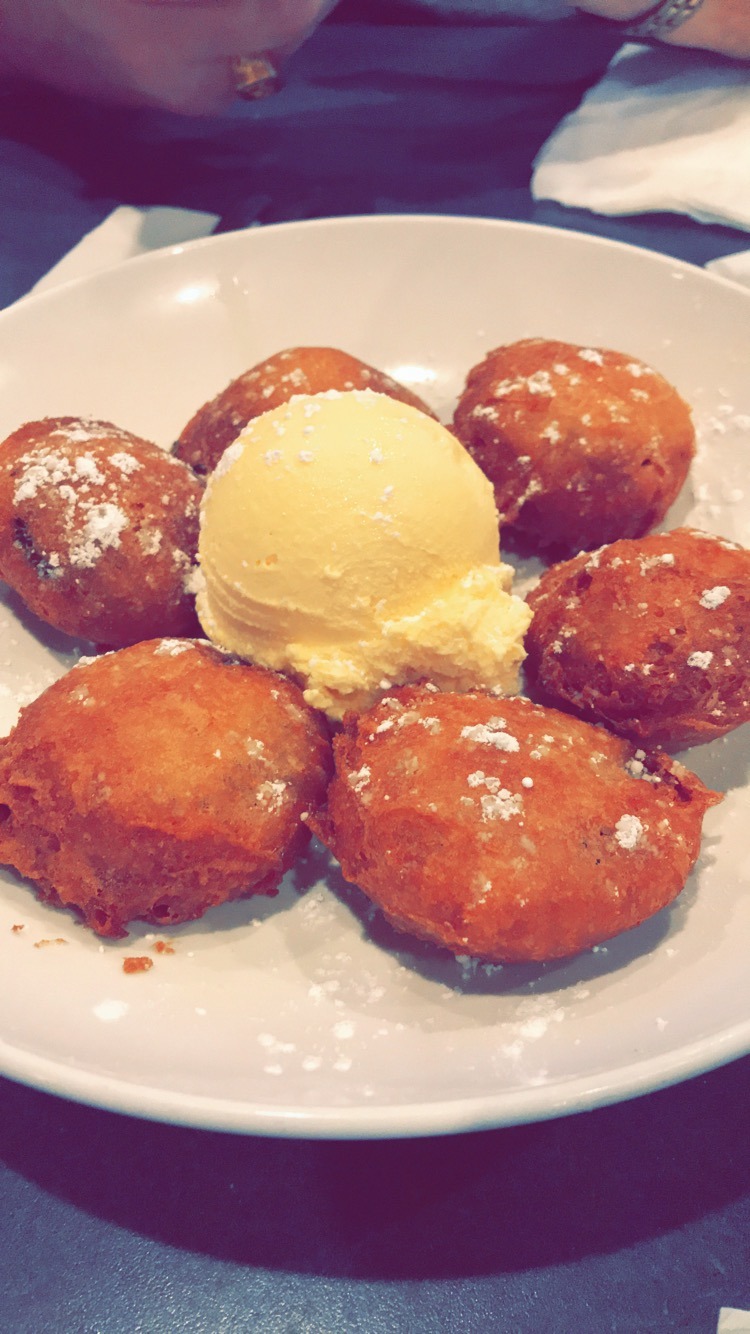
[174,346,437,475]
[525,527,750,751]
[311,686,718,963]
[0,639,332,937]
[453,338,695,557]
[0,417,203,645]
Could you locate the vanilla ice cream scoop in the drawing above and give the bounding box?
[197,389,531,720]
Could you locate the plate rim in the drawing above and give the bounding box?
[5,212,750,326]
[2,1013,749,1138]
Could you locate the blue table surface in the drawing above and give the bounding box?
[1,10,748,1333]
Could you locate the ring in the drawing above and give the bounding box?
[231,56,281,101]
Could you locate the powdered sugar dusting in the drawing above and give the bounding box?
[68,502,128,568]
[256,779,287,812]
[461,718,520,753]
[153,639,193,657]
[110,452,142,475]
[467,771,523,821]
[14,450,86,504]
[614,814,644,851]
[700,585,730,610]
[348,765,371,793]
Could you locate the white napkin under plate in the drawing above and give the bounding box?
[30,205,219,296]
[707,248,750,287]
[532,42,750,233]
[718,1309,750,1334]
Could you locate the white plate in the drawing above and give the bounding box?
[0,215,749,1139]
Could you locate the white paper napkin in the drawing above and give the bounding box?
[30,205,219,296]
[718,1309,750,1333]
[531,42,750,232]
[707,248,750,287]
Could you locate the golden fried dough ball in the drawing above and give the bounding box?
[452,338,695,557]
[0,639,332,938]
[311,686,719,963]
[0,417,203,646]
[525,527,750,751]
[174,346,437,475]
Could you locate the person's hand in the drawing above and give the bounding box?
[576,0,750,59]
[0,0,337,115]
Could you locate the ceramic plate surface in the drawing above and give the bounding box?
[0,216,748,1138]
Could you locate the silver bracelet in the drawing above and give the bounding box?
[625,0,707,39]
[578,0,707,40]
